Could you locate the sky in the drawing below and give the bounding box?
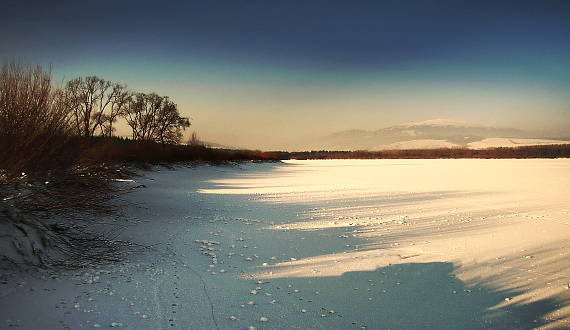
[1,0,569,149]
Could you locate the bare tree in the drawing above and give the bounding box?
[123,92,190,144]
[65,76,115,137]
[123,92,158,141]
[100,84,131,137]
[155,98,191,145]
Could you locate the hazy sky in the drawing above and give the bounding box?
[1,0,569,149]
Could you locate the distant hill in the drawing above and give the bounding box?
[304,119,570,151]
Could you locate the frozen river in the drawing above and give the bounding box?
[2,159,570,329]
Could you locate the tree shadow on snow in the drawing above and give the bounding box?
[280,261,564,329]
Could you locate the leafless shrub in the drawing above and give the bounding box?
[187,131,203,146]
[0,204,140,269]
[0,62,74,177]
[0,165,145,269]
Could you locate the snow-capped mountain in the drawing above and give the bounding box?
[303,119,568,151]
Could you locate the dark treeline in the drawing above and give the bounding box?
[81,136,284,164]
[289,144,570,160]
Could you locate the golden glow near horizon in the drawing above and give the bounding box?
[154,79,569,150]
[55,59,569,151]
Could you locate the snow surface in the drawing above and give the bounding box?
[2,159,570,329]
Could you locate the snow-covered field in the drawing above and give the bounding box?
[2,159,570,329]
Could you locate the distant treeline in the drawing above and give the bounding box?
[80,143,570,163]
[287,144,570,160]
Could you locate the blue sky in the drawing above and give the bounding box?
[1,0,569,148]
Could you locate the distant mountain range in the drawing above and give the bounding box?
[301,119,570,151]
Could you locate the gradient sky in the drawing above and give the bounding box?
[1,0,569,149]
